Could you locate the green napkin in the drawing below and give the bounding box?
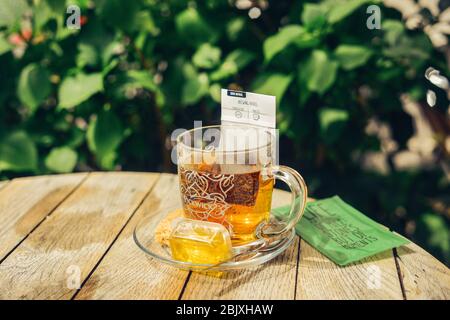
[273,196,409,266]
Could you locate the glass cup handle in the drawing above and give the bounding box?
[258,165,308,237]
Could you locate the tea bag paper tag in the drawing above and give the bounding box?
[221,89,276,128]
[219,89,277,164]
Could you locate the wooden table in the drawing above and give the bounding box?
[0,172,449,300]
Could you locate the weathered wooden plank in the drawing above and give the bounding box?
[75,174,190,300]
[2,172,447,300]
[296,240,403,300]
[181,189,300,300]
[0,172,158,300]
[396,241,450,299]
[0,174,87,262]
[182,238,299,300]
[0,180,9,191]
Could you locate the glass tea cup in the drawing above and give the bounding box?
[176,124,307,245]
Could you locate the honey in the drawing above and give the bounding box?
[169,218,233,264]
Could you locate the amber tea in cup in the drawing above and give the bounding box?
[177,125,307,245]
[179,163,274,243]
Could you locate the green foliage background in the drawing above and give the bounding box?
[0,0,449,264]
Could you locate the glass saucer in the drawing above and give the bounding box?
[133,208,295,271]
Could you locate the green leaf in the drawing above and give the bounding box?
[97,151,117,170]
[181,63,209,105]
[264,25,304,63]
[301,4,327,29]
[135,11,159,36]
[418,213,450,260]
[301,50,338,94]
[209,83,221,102]
[17,64,51,113]
[0,35,12,55]
[87,110,124,167]
[76,20,117,68]
[382,20,405,46]
[76,43,99,68]
[126,70,156,92]
[33,1,54,32]
[318,108,349,143]
[67,0,90,9]
[210,49,255,81]
[66,127,85,148]
[192,44,221,69]
[251,73,293,104]
[49,42,63,56]
[294,30,321,49]
[58,73,103,109]
[334,45,373,70]
[175,8,217,47]
[0,0,28,28]
[96,0,140,32]
[382,39,430,60]
[0,131,37,172]
[112,70,156,100]
[226,17,245,41]
[327,0,369,24]
[45,147,78,173]
[46,0,66,13]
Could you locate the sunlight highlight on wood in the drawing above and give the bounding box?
[296,240,403,299]
[76,174,190,300]
[0,172,157,299]
[396,241,450,299]
[0,173,447,300]
[0,174,87,261]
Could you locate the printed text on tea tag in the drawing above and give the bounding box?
[221,89,276,128]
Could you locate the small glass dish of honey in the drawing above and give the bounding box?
[133,208,295,271]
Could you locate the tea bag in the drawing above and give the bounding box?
[219,89,277,166]
[169,218,233,264]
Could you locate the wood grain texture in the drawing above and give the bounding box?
[0,174,87,262]
[296,240,403,300]
[75,174,190,300]
[0,180,9,191]
[181,189,300,300]
[396,241,450,299]
[182,237,300,300]
[0,172,448,300]
[0,172,158,300]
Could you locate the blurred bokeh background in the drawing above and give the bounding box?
[0,0,449,264]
